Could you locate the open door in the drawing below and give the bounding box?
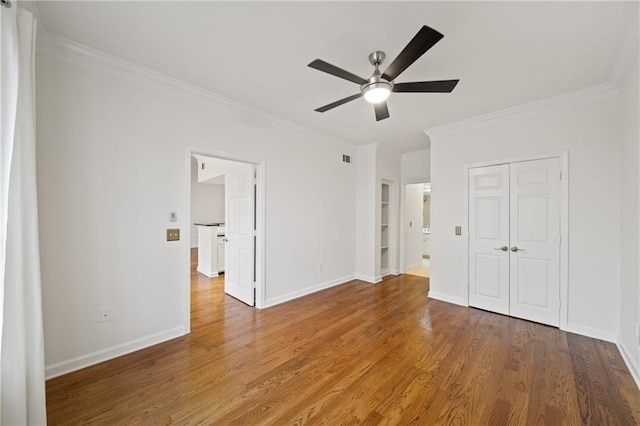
[224,163,255,306]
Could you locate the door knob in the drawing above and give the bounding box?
[511,246,525,252]
[494,246,509,251]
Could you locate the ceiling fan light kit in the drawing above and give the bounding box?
[308,25,459,121]
[361,51,393,104]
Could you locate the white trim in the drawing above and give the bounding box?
[617,341,640,391]
[355,274,379,284]
[566,323,617,344]
[263,275,355,308]
[609,10,639,89]
[462,151,569,330]
[45,326,185,379]
[196,266,218,278]
[424,83,617,138]
[36,30,345,149]
[428,291,467,307]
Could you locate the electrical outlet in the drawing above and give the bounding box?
[100,308,112,323]
[455,226,462,235]
[167,228,180,241]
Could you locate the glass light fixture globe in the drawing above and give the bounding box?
[363,82,391,104]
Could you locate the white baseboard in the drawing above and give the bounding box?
[263,274,356,308]
[355,274,379,284]
[565,323,617,343]
[427,291,468,307]
[45,326,186,379]
[196,266,217,278]
[617,340,640,391]
[405,261,422,270]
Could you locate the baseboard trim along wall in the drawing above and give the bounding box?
[427,291,468,307]
[263,275,356,308]
[45,326,186,379]
[354,274,378,284]
[565,323,617,344]
[405,261,422,271]
[618,341,640,391]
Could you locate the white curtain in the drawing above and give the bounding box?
[1,3,47,425]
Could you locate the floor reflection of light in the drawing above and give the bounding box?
[418,308,433,333]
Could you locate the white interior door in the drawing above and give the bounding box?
[509,158,560,326]
[224,163,255,306]
[468,158,561,326]
[468,165,510,315]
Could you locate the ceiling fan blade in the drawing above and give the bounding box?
[374,101,390,121]
[314,93,363,113]
[382,26,444,81]
[308,59,368,85]
[393,80,459,93]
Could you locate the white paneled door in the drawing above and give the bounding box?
[468,158,561,327]
[225,163,255,306]
[468,164,510,315]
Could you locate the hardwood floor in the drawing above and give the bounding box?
[46,250,640,425]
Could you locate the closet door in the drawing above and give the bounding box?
[509,158,561,326]
[468,165,510,315]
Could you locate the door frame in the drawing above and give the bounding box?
[462,151,569,330]
[183,146,266,333]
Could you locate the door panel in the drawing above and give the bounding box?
[224,163,255,306]
[468,165,510,315]
[509,158,560,326]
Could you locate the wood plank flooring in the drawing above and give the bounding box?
[45,249,640,425]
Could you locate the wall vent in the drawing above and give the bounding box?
[342,154,351,164]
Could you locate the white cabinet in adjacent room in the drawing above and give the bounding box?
[422,233,430,257]
[195,224,225,277]
[217,235,225,273]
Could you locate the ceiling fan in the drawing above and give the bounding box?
[308,25,459,121]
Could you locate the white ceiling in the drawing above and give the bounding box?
[35,1,637,153]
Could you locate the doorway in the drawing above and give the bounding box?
[403,182,430,279]
[466,154,567,327]
[184,148,266,332]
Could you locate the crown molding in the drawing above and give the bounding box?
[35,30,350,149]
[609,8,639,89]
[424,83,618,139]
[401,149,430,160]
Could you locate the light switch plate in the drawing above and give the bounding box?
[169,212,177,222]
[167,228,180,241]
[455,226,462,235]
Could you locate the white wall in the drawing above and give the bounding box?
[376,144,401,278]
[354,143,401,282]
[190,157,225,248]
[36,37,357,377]
[428,86,621,341]
[618,51,639,380]
[404,183,424,269]
[401,149,430,183]
[355,145,377,282]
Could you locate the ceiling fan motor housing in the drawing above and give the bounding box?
[361,51,393,103]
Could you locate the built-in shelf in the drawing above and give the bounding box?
[380,182,390,278]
